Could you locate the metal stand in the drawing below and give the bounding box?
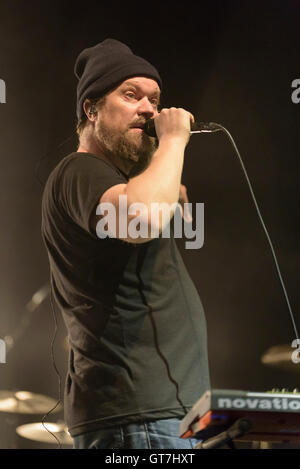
[194,418,252,449]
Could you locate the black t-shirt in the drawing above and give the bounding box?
[41,152,210,437]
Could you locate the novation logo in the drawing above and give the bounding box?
[0,79,6,103]
[218,396,300,411]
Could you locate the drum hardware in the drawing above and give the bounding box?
[16,421,73,445]
[0,390,61,414]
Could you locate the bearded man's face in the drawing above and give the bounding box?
[93,77,160,176]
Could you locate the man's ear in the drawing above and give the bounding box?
[83,99,97,120]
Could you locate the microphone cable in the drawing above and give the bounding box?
[41,282,63,449]
[136,244,188,416]
[35,134,76,448]
[193,122,299,346]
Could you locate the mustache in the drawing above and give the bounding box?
[128,118,148,129]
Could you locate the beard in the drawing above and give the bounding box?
[94,117,158,177]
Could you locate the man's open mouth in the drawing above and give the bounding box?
[130,123,145,130]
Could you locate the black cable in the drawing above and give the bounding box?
[41,284,63,449]
[213,123,299,344]
[35,134,76,448]
[136,245,188,415]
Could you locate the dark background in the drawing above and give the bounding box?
[0,0,299,448]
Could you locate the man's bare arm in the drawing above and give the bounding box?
[96,108,194,243]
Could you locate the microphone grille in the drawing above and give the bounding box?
[144,119,156,137]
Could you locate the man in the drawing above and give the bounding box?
[41,38,210,449]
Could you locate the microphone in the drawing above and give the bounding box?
[144,119,221,138]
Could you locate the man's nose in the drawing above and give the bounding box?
[137,97,155,118]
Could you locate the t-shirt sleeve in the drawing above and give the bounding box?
[57,154,126,235]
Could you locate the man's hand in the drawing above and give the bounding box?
[154,107,195,146]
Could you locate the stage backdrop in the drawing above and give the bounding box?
[0,0,299,448]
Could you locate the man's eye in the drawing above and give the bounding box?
[125,92,136,99]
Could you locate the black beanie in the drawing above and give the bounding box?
[74,38,162,121]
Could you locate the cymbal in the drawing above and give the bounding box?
[16,421,73,445]
[261,344,300,372]
[0,391,62,414]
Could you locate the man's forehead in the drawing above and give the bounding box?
[121,77,161,95]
